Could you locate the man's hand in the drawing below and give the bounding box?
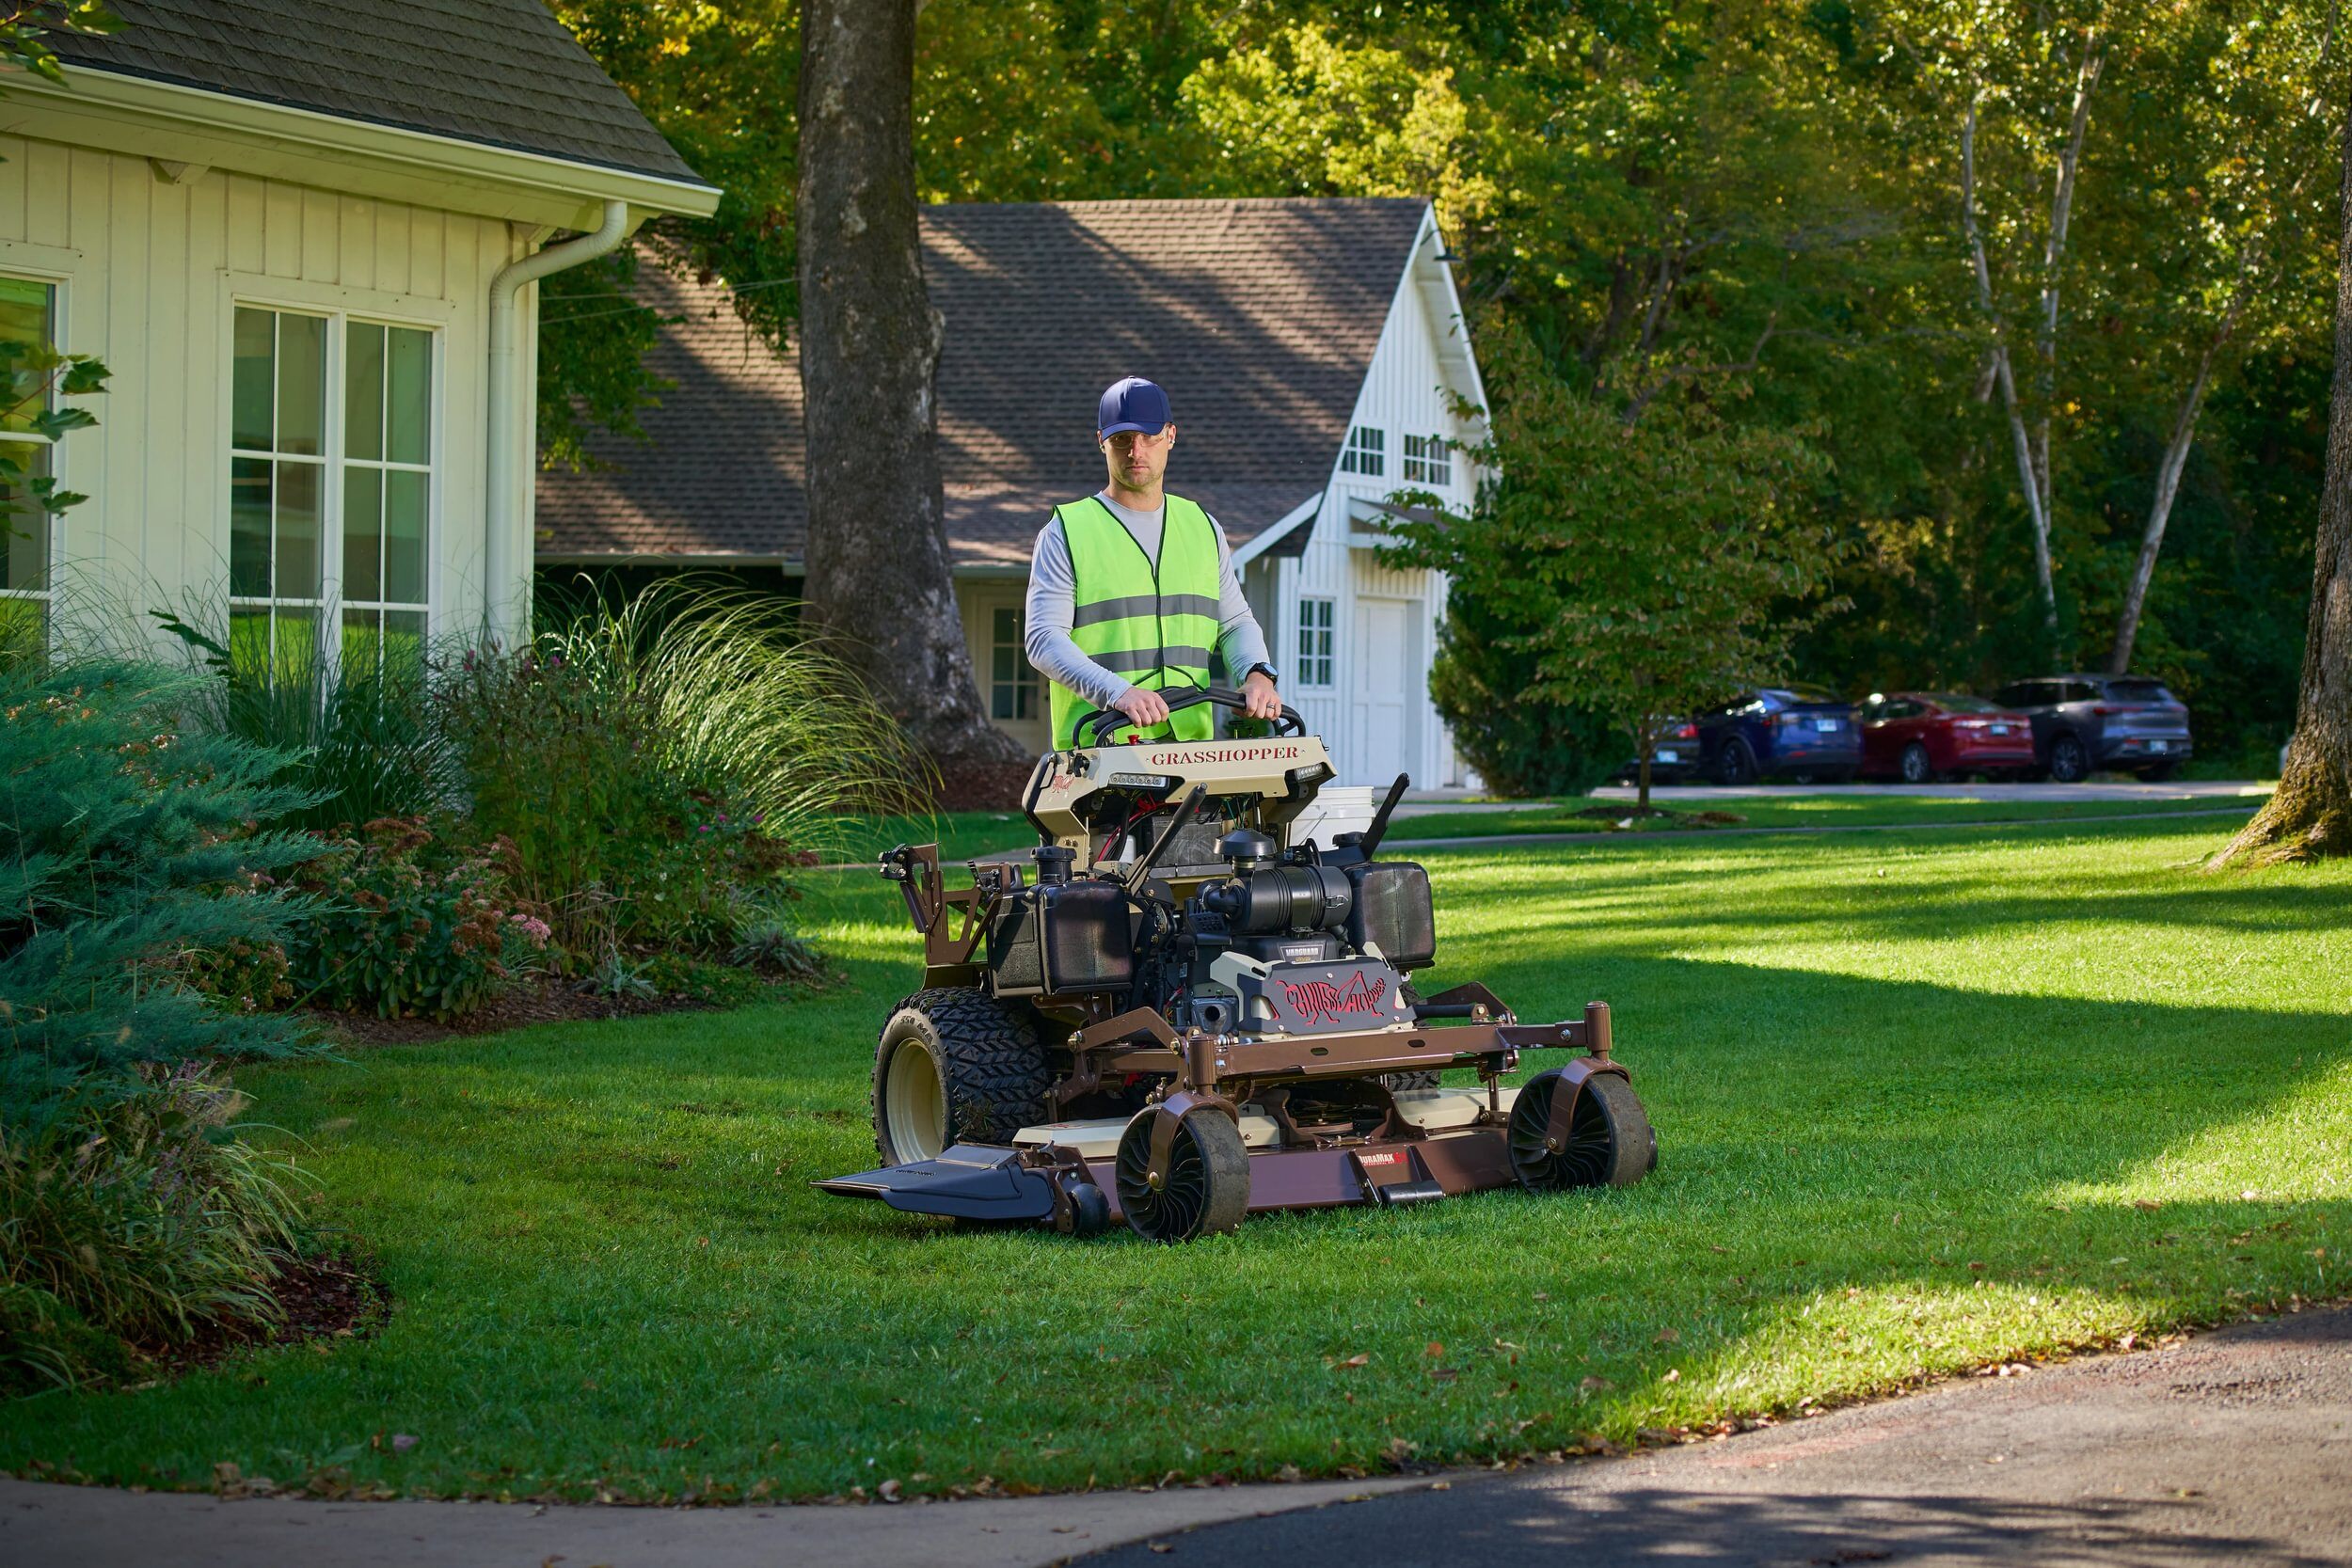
[1242,670,1282,721]
[1111,686,1171,730]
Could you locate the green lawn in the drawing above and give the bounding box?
[8,812,2347,1504]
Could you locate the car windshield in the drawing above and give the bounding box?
[1771,684,1845,706]
[1929,694,2002,713]
[2107,679,2172,703]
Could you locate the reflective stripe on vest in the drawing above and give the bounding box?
[1049,493,1222,749]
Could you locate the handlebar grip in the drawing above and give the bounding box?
[1073,685,1306,747]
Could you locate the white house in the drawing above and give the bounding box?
[536,198,1487,789]
[1,0,718,662]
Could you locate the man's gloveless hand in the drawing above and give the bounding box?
[1241,670,1282,721]
[1111,686,1172,730]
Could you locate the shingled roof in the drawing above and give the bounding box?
[536,198,1433,569]
[50,0,709,187]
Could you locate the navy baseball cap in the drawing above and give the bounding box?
[1098,376,1171,437]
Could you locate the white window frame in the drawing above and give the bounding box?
[1402,432,1453,486]
[1295,594,1336,689]
[987,601,1040,722]
[0,267,68,651]
[1340,424,1385,477]
[223,287,446,680]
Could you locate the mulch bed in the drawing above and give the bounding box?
[139,1251,388,1379]
[310,974,718,1046]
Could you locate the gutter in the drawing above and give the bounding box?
[485,199,632,642]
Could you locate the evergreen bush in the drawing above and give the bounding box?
[0,660,325,1118]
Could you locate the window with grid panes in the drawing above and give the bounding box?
[1340,424,1384,476]
[989,605,1039,721]
[1401,433,1452,485]
[0,277,58,655]
[230,305,434,683]
[1295,595,1334,688]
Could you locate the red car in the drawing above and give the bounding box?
[1858,692,2038,783]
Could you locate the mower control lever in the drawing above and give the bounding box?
[1349,772,1412,861]
[1073,686,1308,747]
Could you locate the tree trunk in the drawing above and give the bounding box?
[2209,97,2352,868]
[2109,316,2233,673]
[796,0,1028,805]
[1963,94,2062,653]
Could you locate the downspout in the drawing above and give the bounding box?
[485,198,630,643]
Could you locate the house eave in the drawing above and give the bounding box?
[5,66,722,230]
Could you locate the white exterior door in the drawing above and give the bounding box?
[1351,595,1421,784]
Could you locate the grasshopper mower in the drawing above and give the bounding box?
[817,689,1656,1242]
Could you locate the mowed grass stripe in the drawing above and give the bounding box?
[4,815,2344,1503]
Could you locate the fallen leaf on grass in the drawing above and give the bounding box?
[2133,1198,2162,1212]
[1663,1369,1681,1383]
[1655,1327,1679,1344]
[1580,1375,1613,1392]
[390,1434,419,1453]
[1425,1341,1444,1358]
[1327,1353,1370,1370]
[877,1479,901,1503]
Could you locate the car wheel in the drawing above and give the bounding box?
[2046,733,2090,784]
[1715,739,1758,786]
[1899,742,1937,785]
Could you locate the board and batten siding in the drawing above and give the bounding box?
[0,133,527,642]
[1265,211,1476,790]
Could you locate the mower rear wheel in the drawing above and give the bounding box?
[1507,1069,1655,1191]
[1115,1106,1249,1243]
[872,989,1050,1165]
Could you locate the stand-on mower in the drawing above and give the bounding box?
[817,689,1656,1242]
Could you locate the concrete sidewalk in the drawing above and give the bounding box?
[0,1467,1432,1568]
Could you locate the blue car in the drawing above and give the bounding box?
[1694,685,1862,784]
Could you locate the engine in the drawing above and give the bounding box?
[977,813,1438,1041]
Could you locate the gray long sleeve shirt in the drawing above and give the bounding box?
[1025,491,1273,711]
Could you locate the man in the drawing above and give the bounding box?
[1026,376,1284,749]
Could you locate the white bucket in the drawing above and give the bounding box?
[1286,784,1378,849]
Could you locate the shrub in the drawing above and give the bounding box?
[151,607,456,834]
[1425,594,1624,798]
[0,1068,310,1393]
[292,818,548,1022]
[0,659,324,1116]
[440,580,916,959]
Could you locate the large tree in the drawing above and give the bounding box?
[2209,89,2352,867]
[795,0,1026,802]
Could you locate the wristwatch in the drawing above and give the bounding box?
[1245,661,1279,687]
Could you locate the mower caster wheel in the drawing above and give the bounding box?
[1508,1069,1656,1191]
[1115,1106,1249,1243]
[1060,1180,1112,1238]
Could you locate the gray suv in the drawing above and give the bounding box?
[1991,674,2193,783]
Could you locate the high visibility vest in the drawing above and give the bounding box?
[1048,493,1222,749]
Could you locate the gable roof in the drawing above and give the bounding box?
[50,0,708,188]
[536,197,1433,569]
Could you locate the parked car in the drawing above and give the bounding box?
[1990,673,2194,782]
[1857,691,2038,783]
[1693,685,1861,784]
[1610,719,1702,785]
